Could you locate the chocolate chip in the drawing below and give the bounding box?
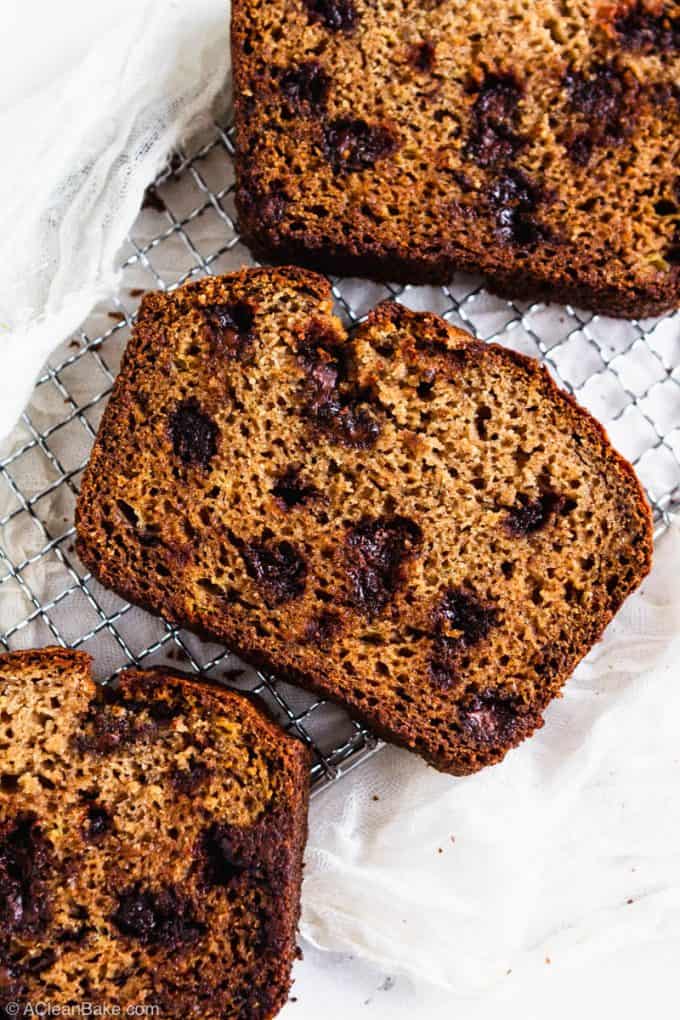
[564,63,638,165]
[84,805,112,843]
[204,301,255,360]
[297,321,381,448]
[307,357,339,397]
[567,63,628,122]
[504,491,573,536]
[304,610,342,644]
[614,1,679,52]
[311,398,381,448]
[201,824,249,887]
[434,587,498,646]
[303,0,358,32]
[238,178,287,227]
[281,61,330,114]
[465,73,524,168]
[429,588,499,688]
[324,118,398,173]
[297,319,348,379]
[489,172,533,208]
[75,694,181,755]
[272,466,320,510]
[168,398,219,469]
[240,536,308,605]
[0,814,53,936]
[458,690,520,744]
[75,706,135,755]
[345,516,422,617]
[488,170,554,248]
[111,886,204,949]
[261,189,287,225]
[171,759,211,795]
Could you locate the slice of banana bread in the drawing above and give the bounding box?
[0,647,309,1019]
[232,0,680,317]
[76,267,653,776]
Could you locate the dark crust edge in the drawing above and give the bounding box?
[230,3,680,320]
[235,226,680,320]
[75,275,654,776]
[0,647,310,1020]
[117,665,312,770]
[0,647,93,680]
[135,263,333,320]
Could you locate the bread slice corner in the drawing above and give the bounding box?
[0,646,310,1018]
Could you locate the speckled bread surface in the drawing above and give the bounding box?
[76,267,653,775]
[0,647,309,1019]
[232,0,680,317]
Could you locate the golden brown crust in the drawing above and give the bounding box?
[76,267,653,776]
[0,646,92,675]
[231,0,680,318]
[0,647,309,1018]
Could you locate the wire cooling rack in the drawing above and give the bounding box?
[0,118,678,793]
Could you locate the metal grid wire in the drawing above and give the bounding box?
[0,117,678,793]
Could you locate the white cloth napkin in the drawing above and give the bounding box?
[302,519,680,992]
[0,0,230,441]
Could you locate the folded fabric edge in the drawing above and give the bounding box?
[0,0,231,441]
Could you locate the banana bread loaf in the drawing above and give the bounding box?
[232,0,680,317]
[76,267,653,775]
[0,647,309,1018]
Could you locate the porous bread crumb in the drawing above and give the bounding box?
[0,648,309,1018]
[232,0,680,317]
[76,267,653,776]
